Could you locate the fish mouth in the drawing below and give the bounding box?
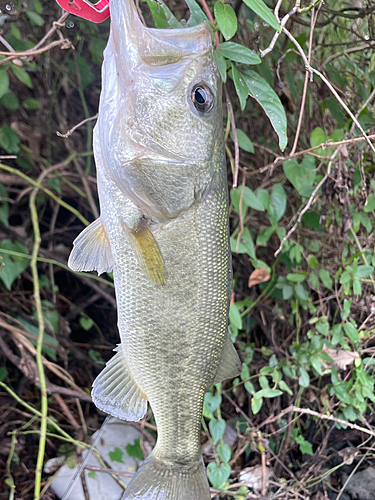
[110,0,213,71]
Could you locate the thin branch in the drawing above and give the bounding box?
[290,7,317,155]
[282,27,375,156]
[225,86,240,188]
[259,404,375,439]
[57,113,98,138]
[274,146,341,257]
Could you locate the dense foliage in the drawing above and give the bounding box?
[0,0,375,499]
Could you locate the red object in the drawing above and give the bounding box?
[56,0,110,23]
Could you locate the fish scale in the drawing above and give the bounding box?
[67,0,242,497]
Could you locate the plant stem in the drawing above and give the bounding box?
[0,162,90,226]
[30,185,48,500]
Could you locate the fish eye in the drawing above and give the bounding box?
[191,83,214,113]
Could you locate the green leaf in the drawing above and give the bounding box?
[244,380,255,394]
[79,316,94,331]
[299,367,310,388]
[108,447,124,463]
[294,283,308,301]
[11,66,33,88]
[355,265,374,278]
[0,92,19,110]
[67,56,95,90]
[360,212,372,232]
[364,193,375,213]
[307,255,318,269]
[310,127,328,155]
[48,177,61,194]
[0,183,9,227]
[282,284,293,300]
[231,129,254,153]
[243,186,264,211]
[230,64,248,110]
[309,273,319,289]
[294,435,313,455]
[207,461,231,489]
[242,0,280,31]
[126,439,143,460]
[287,273,306,283]
[209,417,226,444]
[269,184,286,223]
[18,317,59,361]
[217,443,231,463]
[145,0,170,27]
[26,10,45,26]
[204,392,222,413]
[88,349,105,365]
[259,388,283,398]
[319,269,333,290]
[87,471,96,480]
[240,69,287,150]
[251,394,263,414]
[22,98,40,110]
[214,2,237,40]
[256,226,274,246]
[331,324,343,345]
[283,156,316,197]
[0,125,20,154]
[0,366,8,382]
[0,69,9,99]
[217,42,261,65]
[184,0,208,26]
[343,322,359,343]
[229,304,242,330]
[214,50,227,83]
[231,227,255,258]
[353,279,362,295]
[279,380,293,395]
[0,240,29,290]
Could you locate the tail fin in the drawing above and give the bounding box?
[121,452,210,500]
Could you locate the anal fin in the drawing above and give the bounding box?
[68,217,113,276]
[92,346,148,422]
[211,334,242,386]
[126,218,166,286]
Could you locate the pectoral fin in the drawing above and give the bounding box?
[211,335,242,385]
[126,218,166,286]
[68,217,113,276]
[92,346,148,422]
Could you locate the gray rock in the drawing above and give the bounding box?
[340,467,375,500]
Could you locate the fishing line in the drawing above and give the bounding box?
[61,415,112,500]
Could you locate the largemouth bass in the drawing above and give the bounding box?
[68,0,241,498]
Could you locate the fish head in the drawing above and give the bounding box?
[97,0,224,218]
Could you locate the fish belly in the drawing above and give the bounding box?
[99,165,230,464]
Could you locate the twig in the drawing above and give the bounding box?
[57,114,98,138]
[258,404,375,438]
[290,7,317,156]
[274,146,341,256]
[260,7,296,58]
[224,87,240,188]
[282,27,375,156]
[0,12,71,66]
[0,161,90,226]
[199,0,219,47]
[324,43,373,66]
[84,465,134,477]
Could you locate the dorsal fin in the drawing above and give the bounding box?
[68,217,113,276]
